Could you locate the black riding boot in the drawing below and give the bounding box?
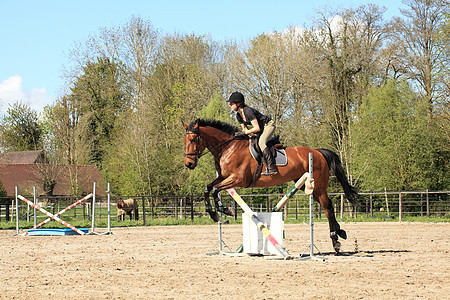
[262,148,277,175]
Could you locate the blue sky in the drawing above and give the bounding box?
[0,0,405,114]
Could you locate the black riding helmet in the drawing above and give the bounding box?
[227,91,245,104]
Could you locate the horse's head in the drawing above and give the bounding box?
[117,198,124,208]
[183,120,203,169]
[183,118,238,169]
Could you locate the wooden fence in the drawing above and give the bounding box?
[1,190,448,225]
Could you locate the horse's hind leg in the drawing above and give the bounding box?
[317,193,347,254]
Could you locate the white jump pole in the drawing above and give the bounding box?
[89,182,113,235]
[90,182,96,234]
[97,182,113,235]
[107,182,111,233]
[206,211,234,256]
[13,186,19,236]
[33,186,37,228]
[299,152,325,261]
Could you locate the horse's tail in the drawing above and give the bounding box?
[318,149,359,207]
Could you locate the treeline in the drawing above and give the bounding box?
[1,0,448,196]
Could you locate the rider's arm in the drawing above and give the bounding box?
[244,119,261,135]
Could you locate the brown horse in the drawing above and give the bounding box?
[183,118,358,253]
[117,198,139,221]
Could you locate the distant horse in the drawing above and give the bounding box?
[183,118,358,253]
[117,198,139,221]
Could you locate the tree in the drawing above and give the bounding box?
[313,5,387,184]
[387,0,449,118]
[69,57,126,168]
[0,101,43,151]
[226,33,296,126]
[352,80,447,190]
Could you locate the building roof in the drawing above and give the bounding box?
[0,164,106,197]
[0,150,46,164]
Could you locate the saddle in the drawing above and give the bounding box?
[248,136,287,187]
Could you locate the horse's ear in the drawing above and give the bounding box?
[182,121,188,130]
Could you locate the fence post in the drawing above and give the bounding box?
[142,196,146,226]
[6,200,10,222]
[151,196,155,220]
[426,189,430,218]
[399,192,402,222]
[370,191,373,218]
[340,194,344,220]
[420,192,424,217]
[190,195,194,221]
[365,195,368,217]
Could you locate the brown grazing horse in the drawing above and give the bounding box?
[183,118,358,253]
[117,198,139,221]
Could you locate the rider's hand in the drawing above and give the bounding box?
[233,132,247,139]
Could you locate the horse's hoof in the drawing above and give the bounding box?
[333,240,341,254]
[338,229,347,240]
[209,211,220,222]
[222,207,235,217]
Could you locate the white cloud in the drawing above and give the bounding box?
[0,75,53,114]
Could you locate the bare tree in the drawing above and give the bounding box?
[387,0,449,118]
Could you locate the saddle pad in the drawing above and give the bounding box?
[249,144,288,166]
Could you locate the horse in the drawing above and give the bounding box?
[117,208,126,221]
[183,118,359,253]
[117,198,139,221]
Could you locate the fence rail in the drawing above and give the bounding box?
[1,190,448,225]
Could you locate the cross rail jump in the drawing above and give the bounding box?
[17,195,88,235]
[13,182,113,236]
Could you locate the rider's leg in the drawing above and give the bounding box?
[259,120,277,175]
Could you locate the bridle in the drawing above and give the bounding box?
[184,127,235,164]
[184,130,202,163]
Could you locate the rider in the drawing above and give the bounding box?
[227,91,277,175]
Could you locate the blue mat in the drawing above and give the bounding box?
[27,228,90,236]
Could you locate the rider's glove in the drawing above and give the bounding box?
[233,132,247,139]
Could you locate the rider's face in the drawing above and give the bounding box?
[228,101,238,111]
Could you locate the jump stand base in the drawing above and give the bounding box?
[26,228,90,236]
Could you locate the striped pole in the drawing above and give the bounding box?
[17,195,86,235]
[25,193,93,234]
[272,172,314,212]
[227,188,292,259]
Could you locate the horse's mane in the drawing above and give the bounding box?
[188,118,239,135]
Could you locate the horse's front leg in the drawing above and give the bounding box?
[204,184,220,222]
[211,187,235,217]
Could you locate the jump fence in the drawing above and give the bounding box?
[0,190,448,224]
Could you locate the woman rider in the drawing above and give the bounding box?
[226,91,277,175]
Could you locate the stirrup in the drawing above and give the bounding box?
[261,167,277,176]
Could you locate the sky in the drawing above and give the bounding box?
[0,0,406,114]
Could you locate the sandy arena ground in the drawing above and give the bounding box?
[0,222,448,299]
